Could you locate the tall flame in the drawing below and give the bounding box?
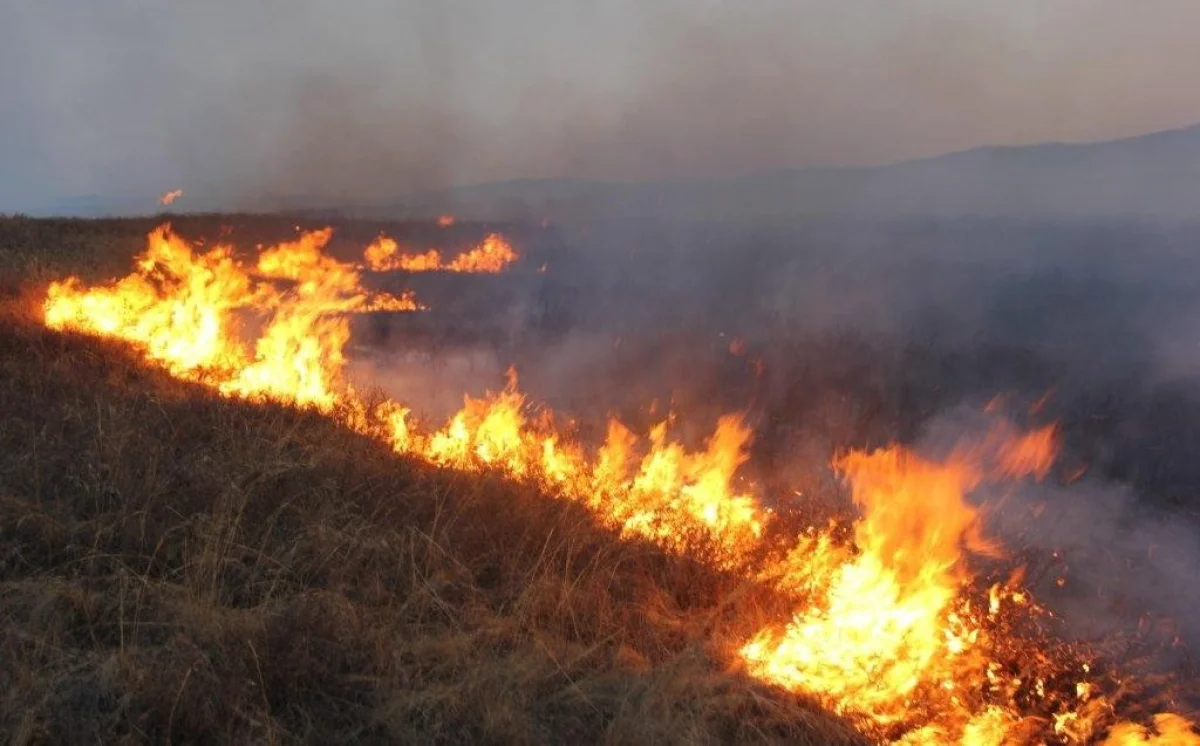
[44,225,420,411]
[37,224,1199,745]
[740,427,1055,733]
[44,226,253,377]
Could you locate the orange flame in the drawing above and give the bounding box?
[379,372,764,558]
[740,439,1020,727]
[44,225,421,411]
[158,189,183,206]
[36,223,1199,745]
[437,214,456,227]
[735,422,1200,744]
[1102,714,1200,745]
[363,233,518,273]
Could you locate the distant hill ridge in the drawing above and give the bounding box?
[390,123,1200,222]
[44,123,1200,220]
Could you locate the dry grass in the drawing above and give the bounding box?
[0,218,865,744]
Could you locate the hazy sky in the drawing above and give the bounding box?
[5,0,1200,211]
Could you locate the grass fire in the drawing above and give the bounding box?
[11,5,1200,743]
[2,215,1196,744]
[362,233,518,274]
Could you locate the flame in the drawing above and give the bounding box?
[437,214,456,227]
[1102,714,1200,745]
[158,189,183,206]
[739,434,1037,730]
[736,423,1200,744]
[44,225,420,411]
[363,233,518,273]
[41,224,759,555]
[379,371,764,558]
[44,226,253,377]
[36,223,1199,744]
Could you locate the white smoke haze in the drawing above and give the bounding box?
[348,318,1200,656]
[910,406,1200,650]
[347,328,742,436]
[987,477,1200,644]
[9,2,1200,210]
[347,346,507,424]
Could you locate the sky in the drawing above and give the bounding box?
[5,0,1200,212]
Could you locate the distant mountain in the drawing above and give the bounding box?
[35,123,1200,221]
[359,123,1200,222]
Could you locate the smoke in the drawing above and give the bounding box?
[340,224,1200,665]
[12,0,1200,675]
[912,407,1200,648]
[8,2,1200,211]
[335,207,1200,662]
[993,477,1200,642]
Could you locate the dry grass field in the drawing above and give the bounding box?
[0,215,864,744]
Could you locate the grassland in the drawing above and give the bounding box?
[0,216,865,744]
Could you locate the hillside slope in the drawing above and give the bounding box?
[0,300,864,744]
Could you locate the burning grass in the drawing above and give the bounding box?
[3,216,1200,744]
[0,304,861,744]
[363,232,518,273]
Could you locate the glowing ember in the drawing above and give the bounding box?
[363,233,518,273]
[158,188,183,206]
[437,214,456,227]
[37,223,1200,745]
